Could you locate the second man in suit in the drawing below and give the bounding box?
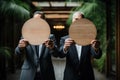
[59,11,102,80]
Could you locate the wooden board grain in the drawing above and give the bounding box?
[69,18,97,45]
[22,18,50,45]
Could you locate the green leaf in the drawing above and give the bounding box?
[0,47,12,58]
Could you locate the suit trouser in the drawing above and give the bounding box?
[34,72,42,80]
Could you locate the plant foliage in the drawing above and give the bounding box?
[0,47,12,58]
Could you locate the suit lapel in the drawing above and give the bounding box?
[26,45,38,67]
[39,45,46,59]
[70,45,79,65]
[31,45,38,57]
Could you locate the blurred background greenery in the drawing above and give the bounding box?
[0,0,116,80]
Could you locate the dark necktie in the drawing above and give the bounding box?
[35,45,39,57]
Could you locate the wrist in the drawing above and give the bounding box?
[94,48,99,52]
[63,46,68,52]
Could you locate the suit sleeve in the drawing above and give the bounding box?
[58,36,68,58]
[49,34,59,57]
[15,37,27,55]
[49,34,57,46]
[90,47,102,59]
[15,46,27,55]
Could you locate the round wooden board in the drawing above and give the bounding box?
[22,18,50,45]
[69,18,97,45]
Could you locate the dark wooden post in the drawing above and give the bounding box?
[105,0,112,77]
[116,0,120,80]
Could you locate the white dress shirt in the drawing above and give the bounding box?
[38,44,42,57]
[63,44,82,60]
[75,44,82,60]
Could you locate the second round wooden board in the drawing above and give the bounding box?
[69,18,97,45]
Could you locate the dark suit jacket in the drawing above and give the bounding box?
[59,35,102,80]
[15,34,58,80]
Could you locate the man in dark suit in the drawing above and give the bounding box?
[15,11,58,80]
[59,11,102,80]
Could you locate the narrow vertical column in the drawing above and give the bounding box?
[116,0,120,80]
[105,0,112,77]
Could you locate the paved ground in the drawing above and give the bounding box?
[7,68,113,80]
